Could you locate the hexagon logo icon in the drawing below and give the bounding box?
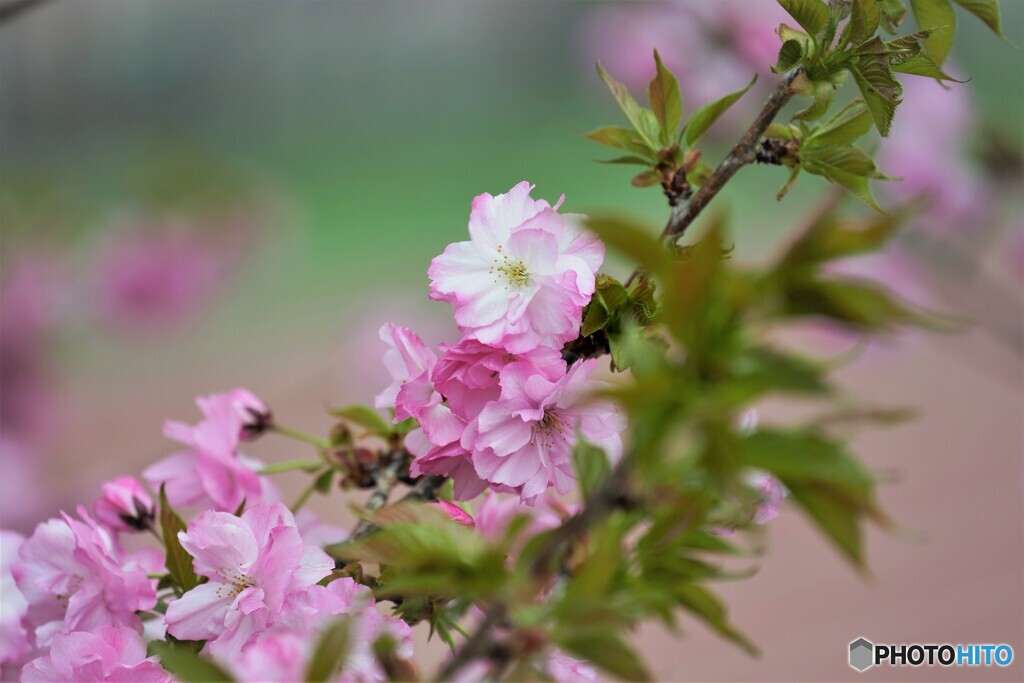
[849,637,875,672]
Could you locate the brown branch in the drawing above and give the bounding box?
[350,449,407,540]
[662,69,802,244]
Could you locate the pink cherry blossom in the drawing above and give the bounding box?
[229,578,414,683]
[374,324,465,447]
[12,510,160,648]
[1,530,29,668]
[144,389,266,511]
[428,182,604,353]
[466,359,625,501]
[93,476,155,533]
[20,626,171,682]
[432,339,564,420]
[406,430,489,502]
[472,491,572,542]
[165,502,333,658]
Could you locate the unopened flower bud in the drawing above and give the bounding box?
[93,476,155,532]
[228,388,272,441]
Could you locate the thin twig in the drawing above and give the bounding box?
[350,449,408,540]
[662,69,802,244]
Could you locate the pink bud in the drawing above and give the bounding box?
[93,476,155,532]
[433,501,475,527]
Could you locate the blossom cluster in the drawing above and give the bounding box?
[376,181,626,502]
[1,389,409,682]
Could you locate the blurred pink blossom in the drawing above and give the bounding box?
[0,530,30,669]
[93,216,247,333]
[20,626,171,683]
[12,510,161,649]
[578,0,788,118]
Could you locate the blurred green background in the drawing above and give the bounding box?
[2,2,1022,680]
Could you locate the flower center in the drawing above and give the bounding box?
[214,567,257,602]
[531,409,568,448]
[489,245,529,289]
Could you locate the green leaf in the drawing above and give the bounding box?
[596,62,661,149]
[908,0,957,64]
[782,277,956,330]
[806,100,874,146]
[777,165,802,200]
[305,620,351,682]
[674,583,757,655]
[879,0,909,32]
[572,439,612,499]
[801,144,885,210]
[159,486,199,593]
[149,641,234,683]
[313,469,335,494]
[631,168,661,188]
[782,206,910,265]
[793,79,836,121]
[850,0,882,44]
[558,632,652,682]
[685,74,758,147]
[581,275,630,336]
[596,155,655,167]
[777,0,830,36]
[583,215,665,272]
[848,53,903,136]
[952,0,1004,37]
[328,404,392,438]
[774,39,808,73]
[892,52,961,79]
[790,484,867,565]
[582,126,656,160]
[648,49,683,146]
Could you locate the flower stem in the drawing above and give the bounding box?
[271,424,332,450]
[259,457,324,475]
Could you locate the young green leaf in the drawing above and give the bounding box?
[306,620,352,682]
[806,100,874,146]
[793,79,836,121]
[848,53,903,136]
[328,404,393,439]
[558,631,652,682]
[596,62,661,149]
[774,39,808,73]
[952,0,1003,38]
[777,0,831,36]
[572,439,612,499]
[583,215,666,273]
[674,583,757,655]
[801,145,886,210]
[879,0,910,32]
[149,641,234,683]
[850,0,882,45]
[908,0,957,64]
[684,74,758,148]
[582,126,657,160]
[648,49,683,146]
[159,486,199,593]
